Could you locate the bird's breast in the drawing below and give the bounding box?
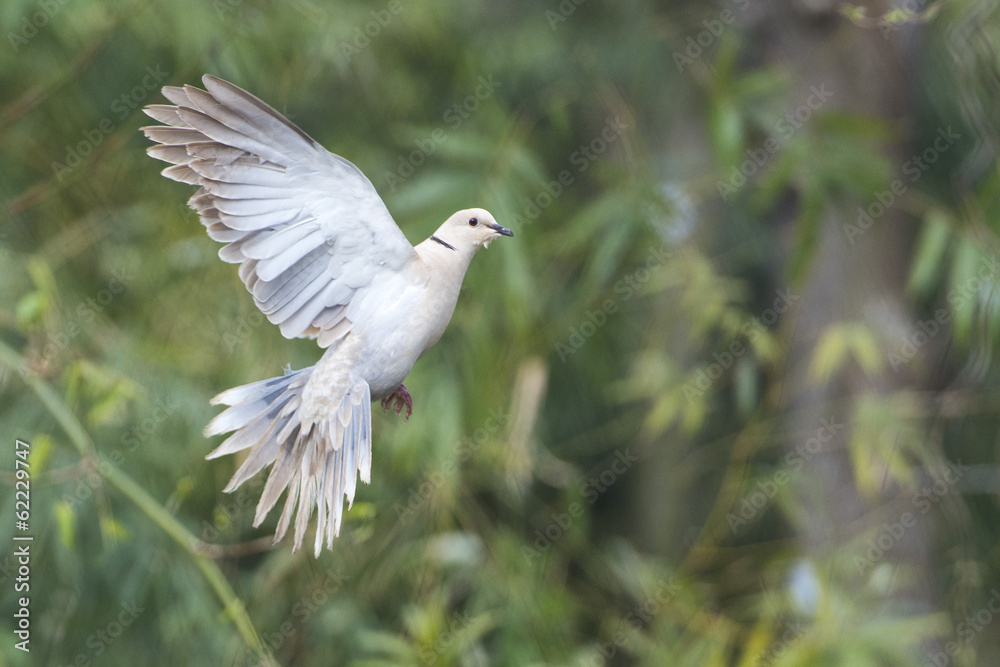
[353,283,461,400]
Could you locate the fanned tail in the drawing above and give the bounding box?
[205,367,372,556]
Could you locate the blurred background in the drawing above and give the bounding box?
[3,0,1000,664]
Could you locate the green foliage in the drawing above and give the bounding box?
[2,1,1000,666]
[809,323,885,385]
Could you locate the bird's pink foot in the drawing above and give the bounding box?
[381,384,413,421]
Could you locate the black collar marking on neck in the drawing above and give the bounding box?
[430,235,456,251]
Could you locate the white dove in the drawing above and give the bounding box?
[141,75,512,556]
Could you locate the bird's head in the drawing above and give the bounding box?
[432,208,513,252]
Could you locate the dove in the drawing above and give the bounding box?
[141,75,512,556]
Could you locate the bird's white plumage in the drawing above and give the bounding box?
[143,75,513,556]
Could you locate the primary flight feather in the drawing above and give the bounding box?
[142,74,512,556]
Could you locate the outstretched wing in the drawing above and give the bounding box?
[142,74,416,347]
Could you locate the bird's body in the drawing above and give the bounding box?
[142,75,511,556]
[308,234,470,402]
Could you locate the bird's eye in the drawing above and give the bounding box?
[468,217,479,227]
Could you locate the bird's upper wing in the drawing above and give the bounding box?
[142,74,417,347]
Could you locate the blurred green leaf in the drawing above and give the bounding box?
[55,500,77,548]
[907,208,953,297]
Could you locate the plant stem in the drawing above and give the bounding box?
[0,339,274,665]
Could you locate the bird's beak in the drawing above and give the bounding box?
[486,222,513,237]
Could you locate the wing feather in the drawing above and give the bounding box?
[217,208,302,232]
[194,161,289,187]
[143,74,415,344]
[161,164,201,184]
[160,85,193,106]
[241,222,319,260]
[253,249,329,305]
[202,75,318,153]
[147,144,191,163]
[270,271,333,323]
[255,231,326,282]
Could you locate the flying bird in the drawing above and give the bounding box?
[141,74,512,556]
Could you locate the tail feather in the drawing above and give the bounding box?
[204,386,286,441]
[209,371,295,407]
[204,367,373,556]
[205,411,276,461]
[224,435,282,492]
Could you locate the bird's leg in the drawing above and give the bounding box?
[381,384,413,421]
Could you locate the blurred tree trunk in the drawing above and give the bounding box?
[752,0,937,618]
[624,0,939,624]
